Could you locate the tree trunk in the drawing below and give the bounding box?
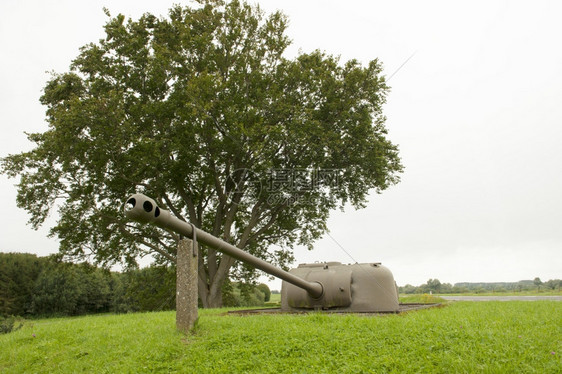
[198,277,225,308]
[206,288,223,308]
[197,255,235,308]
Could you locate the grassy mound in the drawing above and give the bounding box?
[1,302,560,373]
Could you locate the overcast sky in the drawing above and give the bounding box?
[1,0,561,288]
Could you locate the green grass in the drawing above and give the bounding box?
[1,302,560,373]
[268,292,281,304]
[438,290,562,296]
[399,294,446,304]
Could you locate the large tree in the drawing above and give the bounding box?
[2,0,402,307]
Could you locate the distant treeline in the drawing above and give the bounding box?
[0,253,270,317]
[399,277,562,294]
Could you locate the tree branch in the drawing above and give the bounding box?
[117,223,176,264]
[176,185,199,227]
[162,192,187,222]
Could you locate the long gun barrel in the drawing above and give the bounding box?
[125,193,323,299]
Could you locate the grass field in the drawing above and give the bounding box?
[438,290,562,296]
[1,302,560,373]
[269,293,281,304]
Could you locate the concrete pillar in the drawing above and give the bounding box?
[176,238,198,333]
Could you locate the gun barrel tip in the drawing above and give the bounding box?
[125,196,137,212]
[124,193,162,223]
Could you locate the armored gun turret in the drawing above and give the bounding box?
[125,193,399,312]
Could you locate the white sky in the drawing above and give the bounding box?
[1,0,561,288]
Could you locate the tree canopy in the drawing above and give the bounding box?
[1,0,403,307]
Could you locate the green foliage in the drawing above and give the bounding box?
[545,279,562,290]
[0,253,47,316]
[75,265,112,314]
[426,278,442,293]
[534,277,543,291]
[257,283,271,302]
[1,0,402,307]
[1,302,560,372]
[0,316,23,334]
[399,278,562,294]
[119,266,176,312]
[1,253,176,317]
[32,264,80,316]
[222,280,266,307]
[31,261,113,316]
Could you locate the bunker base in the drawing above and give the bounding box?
[228,303,443,315]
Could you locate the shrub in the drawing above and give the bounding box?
[0,316,23,334]
[222,281,266,307]
[257,283,271,302]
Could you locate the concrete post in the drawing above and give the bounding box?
[176,238,198,333]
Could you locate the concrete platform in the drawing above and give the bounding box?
[227,303,442,315]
